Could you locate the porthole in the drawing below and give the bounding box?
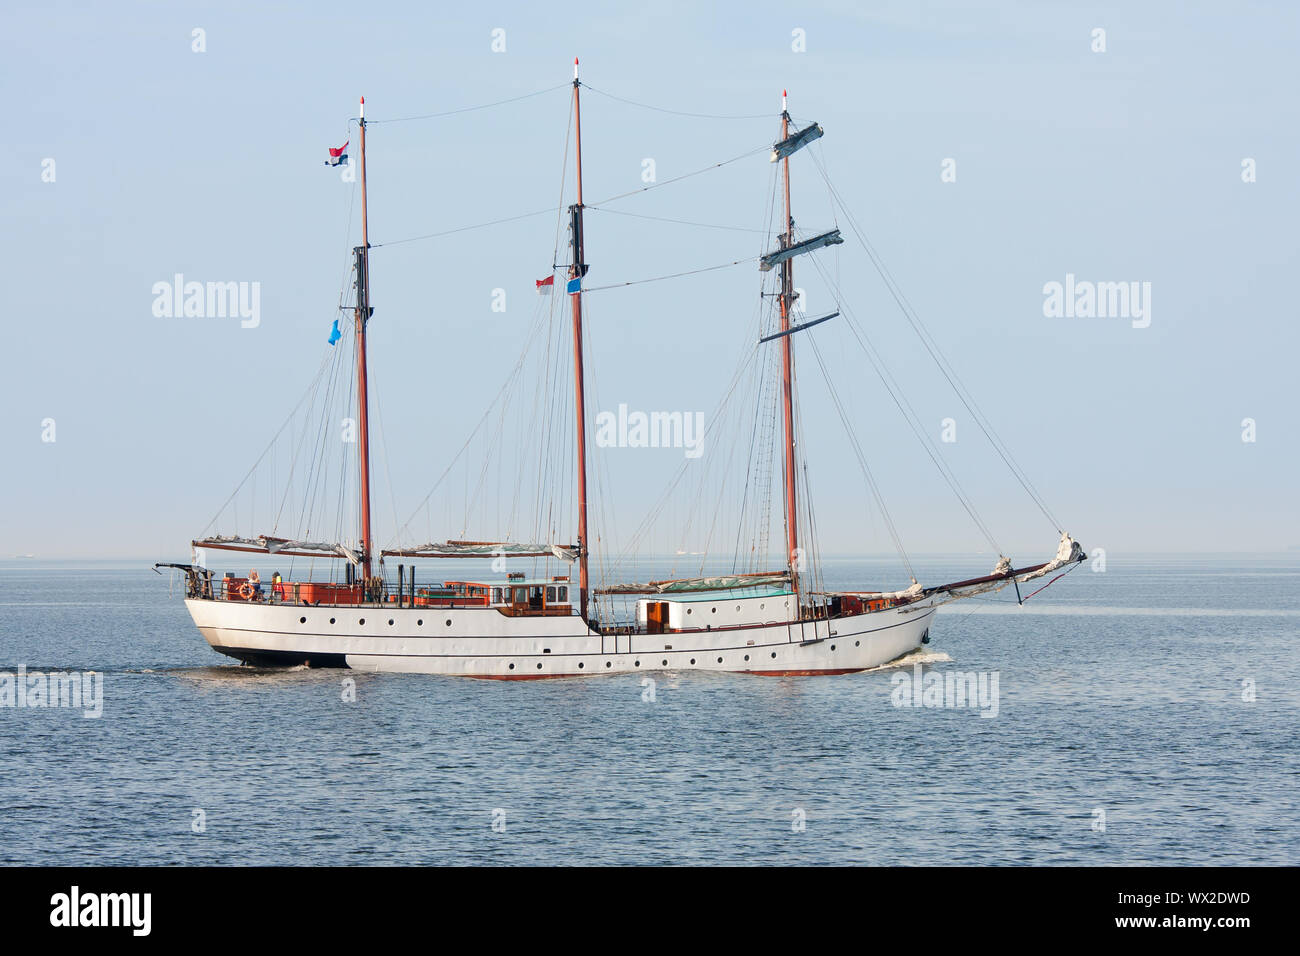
[831,645,836,651]
[771,652,777,659]
[359,618,365,625]
[605,661,612,668]
[690,658,696,665]
[299,616,306,624]
[445,619,452,627]
[760,603,765,610]
[417,619,423,626]
[537,663,543,670]
[509,663,515,670]
[855,640,860,647]
[578,662,585,670]
[634,660,641,667]
[711,607,716,614]
[388,619,394,626]
[686,608,692,615]
[329,617,336,624]
[717,657,723,664]
[744,654,750,661]
[662,659,668,666]
[736,605,741,612]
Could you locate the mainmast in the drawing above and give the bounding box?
[569,60,591,621]
[777,91,800,606]
[354,95,375,582]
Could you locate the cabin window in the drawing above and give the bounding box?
[546,586,557,603]
[492,588,504,604]
[558,586,568,602]
[513,587,527,603]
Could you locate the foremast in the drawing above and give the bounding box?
[777,91,800,608]
[762,92,837,616]
[569,59,591,621]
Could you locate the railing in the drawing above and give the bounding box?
[177,569,874,625]
[199,574,553,612]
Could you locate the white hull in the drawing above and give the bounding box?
[184,598,935,677]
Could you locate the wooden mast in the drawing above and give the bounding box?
[569,60,591,621]
[777,90,800,608]
[355,95,375,582]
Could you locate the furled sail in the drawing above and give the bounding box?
[598,571,791,595]
[1019,532,1086,581]
[771,121,824,161]
[759,229,844,272]
[381,541,578,562]
[192,535,363,565]
[919,533,1086,606]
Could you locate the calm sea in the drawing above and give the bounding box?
[1,555,1296,865]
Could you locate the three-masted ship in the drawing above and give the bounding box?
[158,64,1084,677]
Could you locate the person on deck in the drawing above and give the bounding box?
[248,568,263,599]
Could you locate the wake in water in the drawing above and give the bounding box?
[863,648,953,673]
[162,663,337,688]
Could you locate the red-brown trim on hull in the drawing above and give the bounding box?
[468,666,870,680]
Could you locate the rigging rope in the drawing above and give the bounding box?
[370,145,769,249]
[586,206,767,234]
[580,82,774,120]
[371,207,555,248]
[367,83,570,124]
[587,145,770,206]
[807,150,1064,534]
[807,256,1003,554]
[806,336,916,581]
[582,256,756,292]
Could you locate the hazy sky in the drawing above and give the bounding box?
[2,0,1297,564]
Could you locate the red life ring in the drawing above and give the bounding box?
[238,582,254,600]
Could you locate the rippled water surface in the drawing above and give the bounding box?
[1,555,1296,865]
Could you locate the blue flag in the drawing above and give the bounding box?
[566,276,582,295]
[327,319,341,346]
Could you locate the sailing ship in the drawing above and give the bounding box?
[157,63,1084,677]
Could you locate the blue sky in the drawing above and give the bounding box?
[2,0,1297,563]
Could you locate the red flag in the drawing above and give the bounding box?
[326,141,349,167]
[536,275,555,295]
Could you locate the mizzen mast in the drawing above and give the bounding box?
[354,95,375,582]
[569,59,591,621]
